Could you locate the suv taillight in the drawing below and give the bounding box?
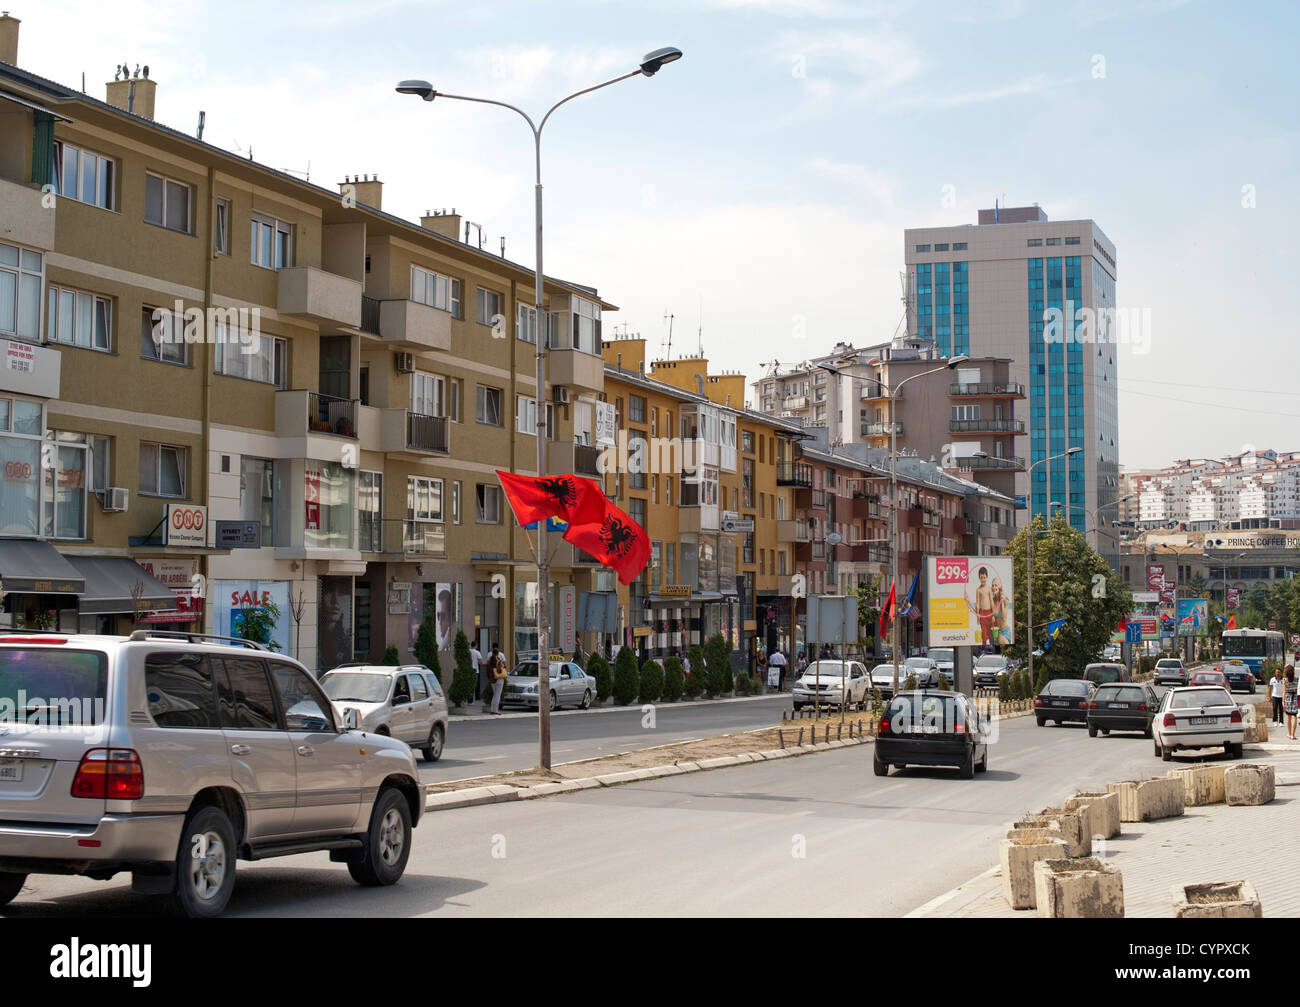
[71,749,143,800]
[878,719,890,735]
[1034,697,1043,707]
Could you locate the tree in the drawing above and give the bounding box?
[854,576,882,657]
[448,630,476,706]
[613,647,640,705]
[639,660,665,702]
[683,645,706,698]
[704,633,733,697]
[235,597,282,652]
[1006,514,1131,679]
[663,656,685,701]
[587,653,613,702]
[414,613,441,683]
[381,644,400,665]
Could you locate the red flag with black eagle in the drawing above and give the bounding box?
[878,579,896,638]
[562,498,652,586]
[495,470,607,527]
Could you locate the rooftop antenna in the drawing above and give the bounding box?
[663,311,674,360]
[697,296,703,357]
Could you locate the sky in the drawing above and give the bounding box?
[14,0,1300,469]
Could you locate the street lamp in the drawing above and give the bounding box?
[1049,493,1136,536]
[1026,447,1082,688]
[396,47,683,771]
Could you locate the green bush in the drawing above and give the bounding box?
[639,660,665,703]
[1034,665,1050,693]
[997,674,1011,703]
[663,657,685,702]
[734,671,753,696]
[704,633,733,697]
[587,653,612,702]
[937,673,950,691]
[613,647,640,705]
[414,614,440,683]
[683,646,706,698]
[448,630,477,706]
[903,673,919,691]
[381,644,400,665]
[871,686,884,716]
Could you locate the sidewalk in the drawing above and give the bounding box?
[909,749,1300,918]
[448,691,788,721]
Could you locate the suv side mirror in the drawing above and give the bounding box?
[341,708,360,731]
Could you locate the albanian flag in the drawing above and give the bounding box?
[496,471,607,528]
[563,498,651,586]
[878,579,896,638]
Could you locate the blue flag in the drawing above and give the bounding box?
[1043,618,1067,651]
[903,568,922,620]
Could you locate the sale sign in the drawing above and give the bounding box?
[926,555,1014,648]
[304,469,320,531]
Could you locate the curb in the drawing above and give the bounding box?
[424,737,870,812]
[447,691,792,722]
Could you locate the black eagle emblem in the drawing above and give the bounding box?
[536,476,576,510]
[599,515,638,558]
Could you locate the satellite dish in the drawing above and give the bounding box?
[827,532,844,547]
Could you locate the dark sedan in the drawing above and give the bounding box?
[1216,660,1257,694]
[1087,682,1157,737]
[873,690,989,779]
[1035,678,1095,726]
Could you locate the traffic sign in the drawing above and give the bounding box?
[1125,621,1142,644]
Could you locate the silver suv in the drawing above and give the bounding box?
[319,664,448,761]
[0,630,423,918]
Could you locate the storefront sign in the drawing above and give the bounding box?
[559,585,576,652]
[215,520,262,549]
[387,583,411,615]
[214,580,290,654]
[660,585,691,598]
[721,516,754,533]
[164,504,207,548]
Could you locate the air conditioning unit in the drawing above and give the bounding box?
[552,385,571,405]
[394,351,415,374]
[102,487,129,512]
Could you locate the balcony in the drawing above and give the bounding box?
[777,519,809,543]
[549,441,603,477]
[276,389,359,459]
[361,296,452,352]
[861,421,902,438]
[548,348,604,394]
[950,381,1026,398]
[943,516,970,537]
[850,495,879,519]
[960,455,1025,471]
[949,418,1026,434]
[0,177,55,251]
[900,507,924,529]
[776,462,813,487]
[380,409,449,455]
[782,395,808,411]
[859,384,893,402]
[402,520,447,557]
[277,266,363,329]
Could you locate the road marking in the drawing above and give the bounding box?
[904,864,1000,918]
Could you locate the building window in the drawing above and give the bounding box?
[89,434,111,493]
[40,431,87,539]
[1065,236,1081,245]
[447,378,462,423]
[914,244,930,252]
[629,432,647,489]
[140,441,187,498]
[0,397,43,535]
[145,171,191,233]
[140,306,189,365]
[476,385,503,426]
[1046,237,1061,246]
[411,371,445,417]
[953,242,967,250]
[476,484,501,524]
[0,242,43,342]
[408,475,443,523]
[476,288,502,327]
[240,456,276,546]
[250,213,292,269]
[742,430,754,453]
[568,295,602,354]
[1026,238,1043,247]
[516,396,554,437]
[934,243,949,252]
[215,198,230,255]
[411,265,461,314]
[54,142,114,210]
[46,285,111,352]
[628,395,646,423]
[358,469,381,551]
[452,481,461,524]
[214,329,286,386]
[303,462,354,549]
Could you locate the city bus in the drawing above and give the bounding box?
[1220,628,1286,682]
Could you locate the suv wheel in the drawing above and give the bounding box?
[171,805,236,918]
[873,750,889,776]
[959,747,975,779]
[349,787,412,887]
[422,724,445,762]
[0,872,26,907]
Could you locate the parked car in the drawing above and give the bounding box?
[873,690,989,779]
[1102,644,1123,662]
[904,656,940,687]
[1084,662,1129,686]
[320,664,448,761]
[973,653,1010,688]
[0,630,423,918]
[928,648,955,682]
[1153,685,1244,761]
[1153,658,1187,686]
[793,660,870,710]
[501,660,595,710]
[1215,659,1257,694]
[1188,669,1231,691]
[869,662,906,699]
[1087,682,1157,737]
[1035,678,1095,726]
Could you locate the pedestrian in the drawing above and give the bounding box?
[796,650,807,679]
[1270,665,1286,724]
[683,652,691,680]
[1285,666,1298,741]
[486,643,506,715]
[470,641,483,702]
[768,648,787,691]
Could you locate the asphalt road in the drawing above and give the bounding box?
[10,709,1273,918]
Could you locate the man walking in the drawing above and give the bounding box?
[487,643,506,716]
[470,642,483,702]
[768,648,788,692]
[1270,665,1286,724]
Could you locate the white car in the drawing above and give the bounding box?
[974,654,1010,688]
[1153,686,1244,761]
[928,648,955,682]
[792,660,870,710]
[1153,658,1187,686]
[870,662,907,698]
[904,656,940,687]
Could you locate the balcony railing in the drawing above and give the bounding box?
[407,412,449,453]
[949,418,1026,434]
[574,443,601,476]
[360,519,447,556]
[861,421,902,437]
[403,519,447,557]
[776,462,813,487]
[950,382,1026,397]
[360,294,381,334]
[960,455,1025,470]
[308,392,358,438]
[859,383,891,401]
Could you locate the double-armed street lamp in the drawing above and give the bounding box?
[1026,446,1083,687]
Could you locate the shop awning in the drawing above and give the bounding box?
[65,556,177,614]
[0,540,86,594]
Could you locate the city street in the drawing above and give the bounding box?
[6,712,1272,918]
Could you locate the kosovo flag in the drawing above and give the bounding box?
[1213,614,1226,626]
[1043,618,1067,651]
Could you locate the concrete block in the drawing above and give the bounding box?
[1166,765,1226,806]
[1224,763,1275,806]
[1034,858,1125,918]
[1000,836,1068,910]
[1107,777,1185,822]
[593,771,642,786]
[675,762,702,773]
[1013,808,1090,857]
[759,749,792,759]
[1171,880,1263,919]
[1064,792,1121,840]
[697,756,742,769]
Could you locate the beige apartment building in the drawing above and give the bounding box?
[0,16,613,672]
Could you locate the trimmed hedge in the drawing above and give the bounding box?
[448,630,477,706]
[704,633,733,697]
[639,660,665,703]
[587,653,613,702]
[663,657,685,702]
[684,645,707,698]
[613,647,640,705]
[381,644,400,665]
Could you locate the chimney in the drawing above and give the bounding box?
[340,174,382,210]
[106,65,157,120]
[420,209,461,240]
[0,12,19,65]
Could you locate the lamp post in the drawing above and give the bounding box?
[396,46,682,771]
[1048,493,1136,536]
[1026,447,1082,688]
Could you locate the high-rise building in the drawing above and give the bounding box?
[904,205,1120,564]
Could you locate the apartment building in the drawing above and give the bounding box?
[0,19,612,672]
[1131,448,1300,531]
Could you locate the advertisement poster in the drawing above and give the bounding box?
[214,580,291,654]
[318,576,353,671]
[304,470,320,531]
[926,556,1014,647]
[595,401,616,446]
[1227,587,1240,609]
[435,582,456,651]
[1176,598,1209,637]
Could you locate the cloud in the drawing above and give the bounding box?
[807,158,899,212]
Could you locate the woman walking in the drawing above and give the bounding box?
[1284,665,1298,741]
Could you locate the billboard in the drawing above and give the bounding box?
[926,556,1014,647]
[1176,599,1209,637]
[214,580,291,655]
